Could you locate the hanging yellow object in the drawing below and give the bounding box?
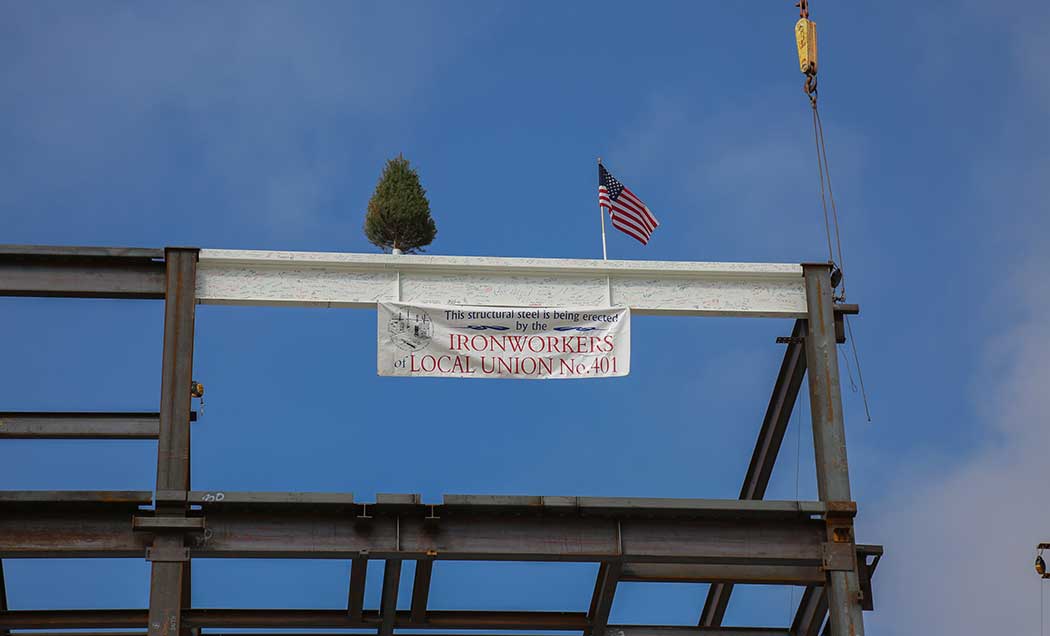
[795,18,818,75]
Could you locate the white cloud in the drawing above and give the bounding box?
[866,244,1050,634]
[865,3,1050,633]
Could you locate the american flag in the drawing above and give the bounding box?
[598,164,659,245]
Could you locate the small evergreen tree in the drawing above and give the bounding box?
[363,155,437,253]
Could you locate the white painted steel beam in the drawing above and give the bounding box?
[196,250,806,318]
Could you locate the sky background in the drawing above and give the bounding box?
[2,1,1049,634]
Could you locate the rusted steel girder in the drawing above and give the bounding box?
[0,504,831,566]
[802,263,864,636]
[1,632,790,636]
[0,412,196,440]
[0,609,591,631]
[347,558,367,620]
[410,560,434,624]
[378,560,401,636]
[587,562,622,636]
[0,246,165,299]
[149,248,199,636]
[0,611,795,634]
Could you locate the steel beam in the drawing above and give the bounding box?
[147,557,185,636]
[587,562,621,636]
[0,495,833,565]
[379,560,401,636]
[740,319,808,501]
[700,320,808,627]
[410,560,433,623]
[625,544,878,587]
[0,611,147,629]
[0,246,165,299]
[0,412,195,440]
[148,248,198,636]
[802,263,864,636]
[6,633,789,636]
[347,558,367,621]
[0,610,591,631]
[608,628,790,636]
[180,561,193,636]
[791,585,827,636]
[0,513,828,563]
[155,248,198,496]
[196,249,807,317]
[0,490,152,506]
[625,562,824,585]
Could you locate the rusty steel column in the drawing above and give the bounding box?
[148,248,199,636]
[802,263,865,636]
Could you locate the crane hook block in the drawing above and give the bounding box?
[795,18,818,75]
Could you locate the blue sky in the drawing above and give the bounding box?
[2,1,1049,634]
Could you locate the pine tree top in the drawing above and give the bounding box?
[363,156,437,254]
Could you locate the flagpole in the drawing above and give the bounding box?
[598,157,608,260]
[599,205,608,260]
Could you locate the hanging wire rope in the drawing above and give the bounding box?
[810,99,835,265]
[813,102,847,298]
[845,316,872,421]
[797,0,873,423]
[840,347,858,393]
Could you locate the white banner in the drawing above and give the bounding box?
[377,302,630,379]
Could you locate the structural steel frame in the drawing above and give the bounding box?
[0,246,880,636]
